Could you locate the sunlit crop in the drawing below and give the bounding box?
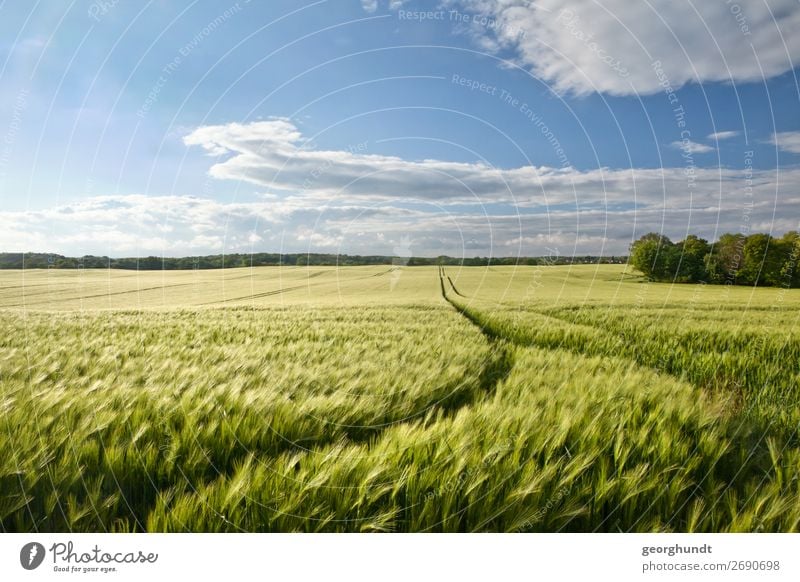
[1,265,798,531]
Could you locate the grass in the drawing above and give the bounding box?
[1,264,798,531]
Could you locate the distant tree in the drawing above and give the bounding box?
[777,231,800,288]
[739,233,784,286]
[629,233,673,280]
[673,235,710,282]
[704,233,746,284]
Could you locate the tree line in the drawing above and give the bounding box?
[0,252,628,270]
[630,231,800,287]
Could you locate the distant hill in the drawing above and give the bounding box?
[0,252,627,270]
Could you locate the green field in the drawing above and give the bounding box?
[2,265,799,532]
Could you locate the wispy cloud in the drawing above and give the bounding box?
[771,131,800,154]
[360,0,405,13]
[184,120,759,210]
[707,131,739,141]
[360,0,378,13]
[669,140,714,154]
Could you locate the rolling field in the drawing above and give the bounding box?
[1,264,799,532]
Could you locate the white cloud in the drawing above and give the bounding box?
[442,0,800,96]
[3,119,798,258]
[670,140,714,154]
[2,181,798,258]
[0,195,276,257]
[183,119,765,213]
[707,131,739,141]
[361,0,406,13]
[771,131,800,154]
[179,119,800,255]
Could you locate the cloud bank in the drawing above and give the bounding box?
[441,0,800,96]
[2,120,796,258]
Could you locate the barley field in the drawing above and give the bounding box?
[1,265,799,532]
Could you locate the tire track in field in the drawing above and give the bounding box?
[0,282,62,290]
[199,268,401,305]
[370,266,401,277]
[446,275,465,297]
[12,269,512,531]
[439,266,515,393]
[443,285,682,392]
[442,274,773,398]
[436,269,740,535]
[221,269,330,282]
[428,271,797,534]
[198,271,339,305]
[284,270,516,444]
[196,271,512,485]
[141,300,518,530]
[1,282,195,308]
[132,289,518,529]
[197,284,310,305]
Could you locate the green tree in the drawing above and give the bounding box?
[739,233,784,286]
[673,235,710,282]
[629,233,674,280]
[704,233,745,284]
[777,231,800,288]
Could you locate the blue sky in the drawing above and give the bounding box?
[1,0,799,257]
